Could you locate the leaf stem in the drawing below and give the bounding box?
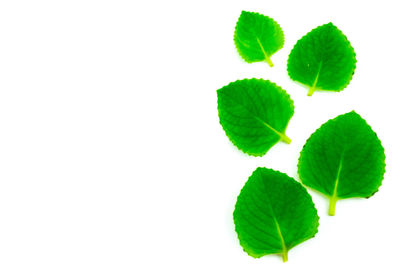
[328,196,338,216]
[280,134,291,144]
[282,249,288,262]
[265,56,274,67]
[307,86,317,96]
[256,118,291,144]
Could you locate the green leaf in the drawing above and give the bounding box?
[287,22,357,96]
[217,79,294,156]
[298,111,386,216]
[234,11,284,67]
[234,167,319,262]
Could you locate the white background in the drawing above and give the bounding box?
[0,0,399,266]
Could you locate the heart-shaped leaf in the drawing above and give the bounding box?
[298,111,386,215]
[287,23,357,96]
[234,11,284,67]
[234,167,319,262]
[217,79,294,156]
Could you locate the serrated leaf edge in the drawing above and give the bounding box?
[297,111,386,215]
[234,167,320,261]
[234,10,285,66]
[287,22,357,95]
[217,78,294,157]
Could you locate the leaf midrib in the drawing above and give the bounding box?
[223,91,289,142]
[328,154,343,215]
[308,61,323,96]
[256,38,274,67]
[262,183,288,260]
[332,155,343,198]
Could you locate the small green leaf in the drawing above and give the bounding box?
[287,23,357,96]
[234,167,319,262]
[298,111,386,216]
[217,79,294,156]
[234,11,284,67]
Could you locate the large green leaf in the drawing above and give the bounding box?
[217,79,294,156]
[298,111,386,215]
[234,167,319,262]
[287,23,357,96]
[234,11,284,67]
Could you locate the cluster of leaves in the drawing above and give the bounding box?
[234,11,357,96]
[217,10,386,262]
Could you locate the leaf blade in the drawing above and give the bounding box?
[234,168,319,261]
[217,79,294,156]
[287,22,357,95]
[298,111,386,215]
[234,11,284,66]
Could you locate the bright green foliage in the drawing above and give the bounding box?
[234,167,319,262]
[287,23,357,96]
[217,79,294,156]
[298,111,386,216]
[234,11,284,67]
